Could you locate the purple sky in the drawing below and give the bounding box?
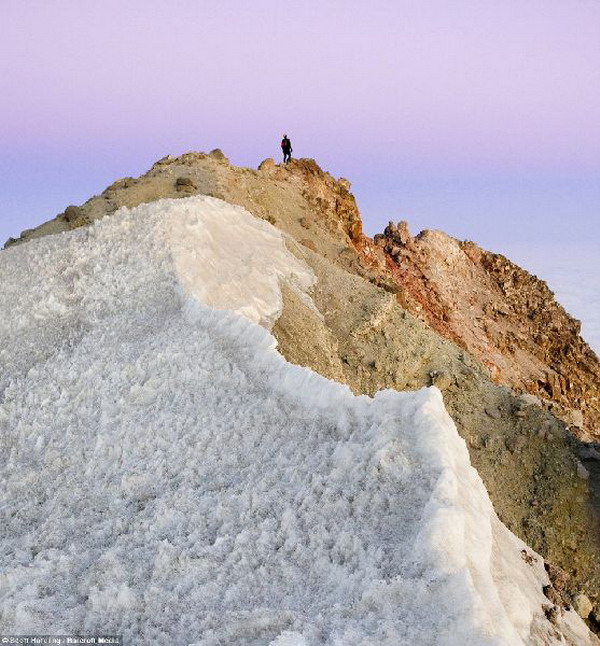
[1,0,599,252]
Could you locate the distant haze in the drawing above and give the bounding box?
[2,2,598,249]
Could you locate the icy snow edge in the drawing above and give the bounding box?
[0,195,595,645]
[167,195,316,330]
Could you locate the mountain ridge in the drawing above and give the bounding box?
[3,150,600,630]
[6,150,598,441]
[3,194,597,643]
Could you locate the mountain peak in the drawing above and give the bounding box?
[3,151,600,634]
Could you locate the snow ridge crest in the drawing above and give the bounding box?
[0,196,595,645]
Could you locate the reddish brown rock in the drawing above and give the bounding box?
[361,221,600,441]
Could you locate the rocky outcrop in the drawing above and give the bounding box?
[4,151,600,629]
[4,153,361,260]
[365,220,600,442]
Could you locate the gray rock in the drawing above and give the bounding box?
[485,407,501,419]
[576,461,590,480]
[519,393,543,408]
[578,446,600,461]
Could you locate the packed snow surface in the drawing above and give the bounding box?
[0,197,592,645]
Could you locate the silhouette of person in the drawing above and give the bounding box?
[281,134,292,163]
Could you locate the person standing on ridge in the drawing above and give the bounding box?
[281,134,292,164]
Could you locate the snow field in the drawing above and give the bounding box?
[0,196,593,644]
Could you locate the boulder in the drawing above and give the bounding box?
[577,461,590,480]
[484,407,501,419]
[209,149,228,163]
[573,593,593,619]
[175,177,197,193]
[519,393,543,408]
[258,158,275,171]
[62,205,82,223]
[397,220,411,245]
[61,205,88,229]
[429,370,453,390]
[565,408,585,429]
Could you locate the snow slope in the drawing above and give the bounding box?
[0,196,593,645]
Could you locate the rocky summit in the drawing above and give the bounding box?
[4,150,600,635]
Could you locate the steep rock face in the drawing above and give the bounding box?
[367,221,600,442]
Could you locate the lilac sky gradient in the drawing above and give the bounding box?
[1,0,599,253]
